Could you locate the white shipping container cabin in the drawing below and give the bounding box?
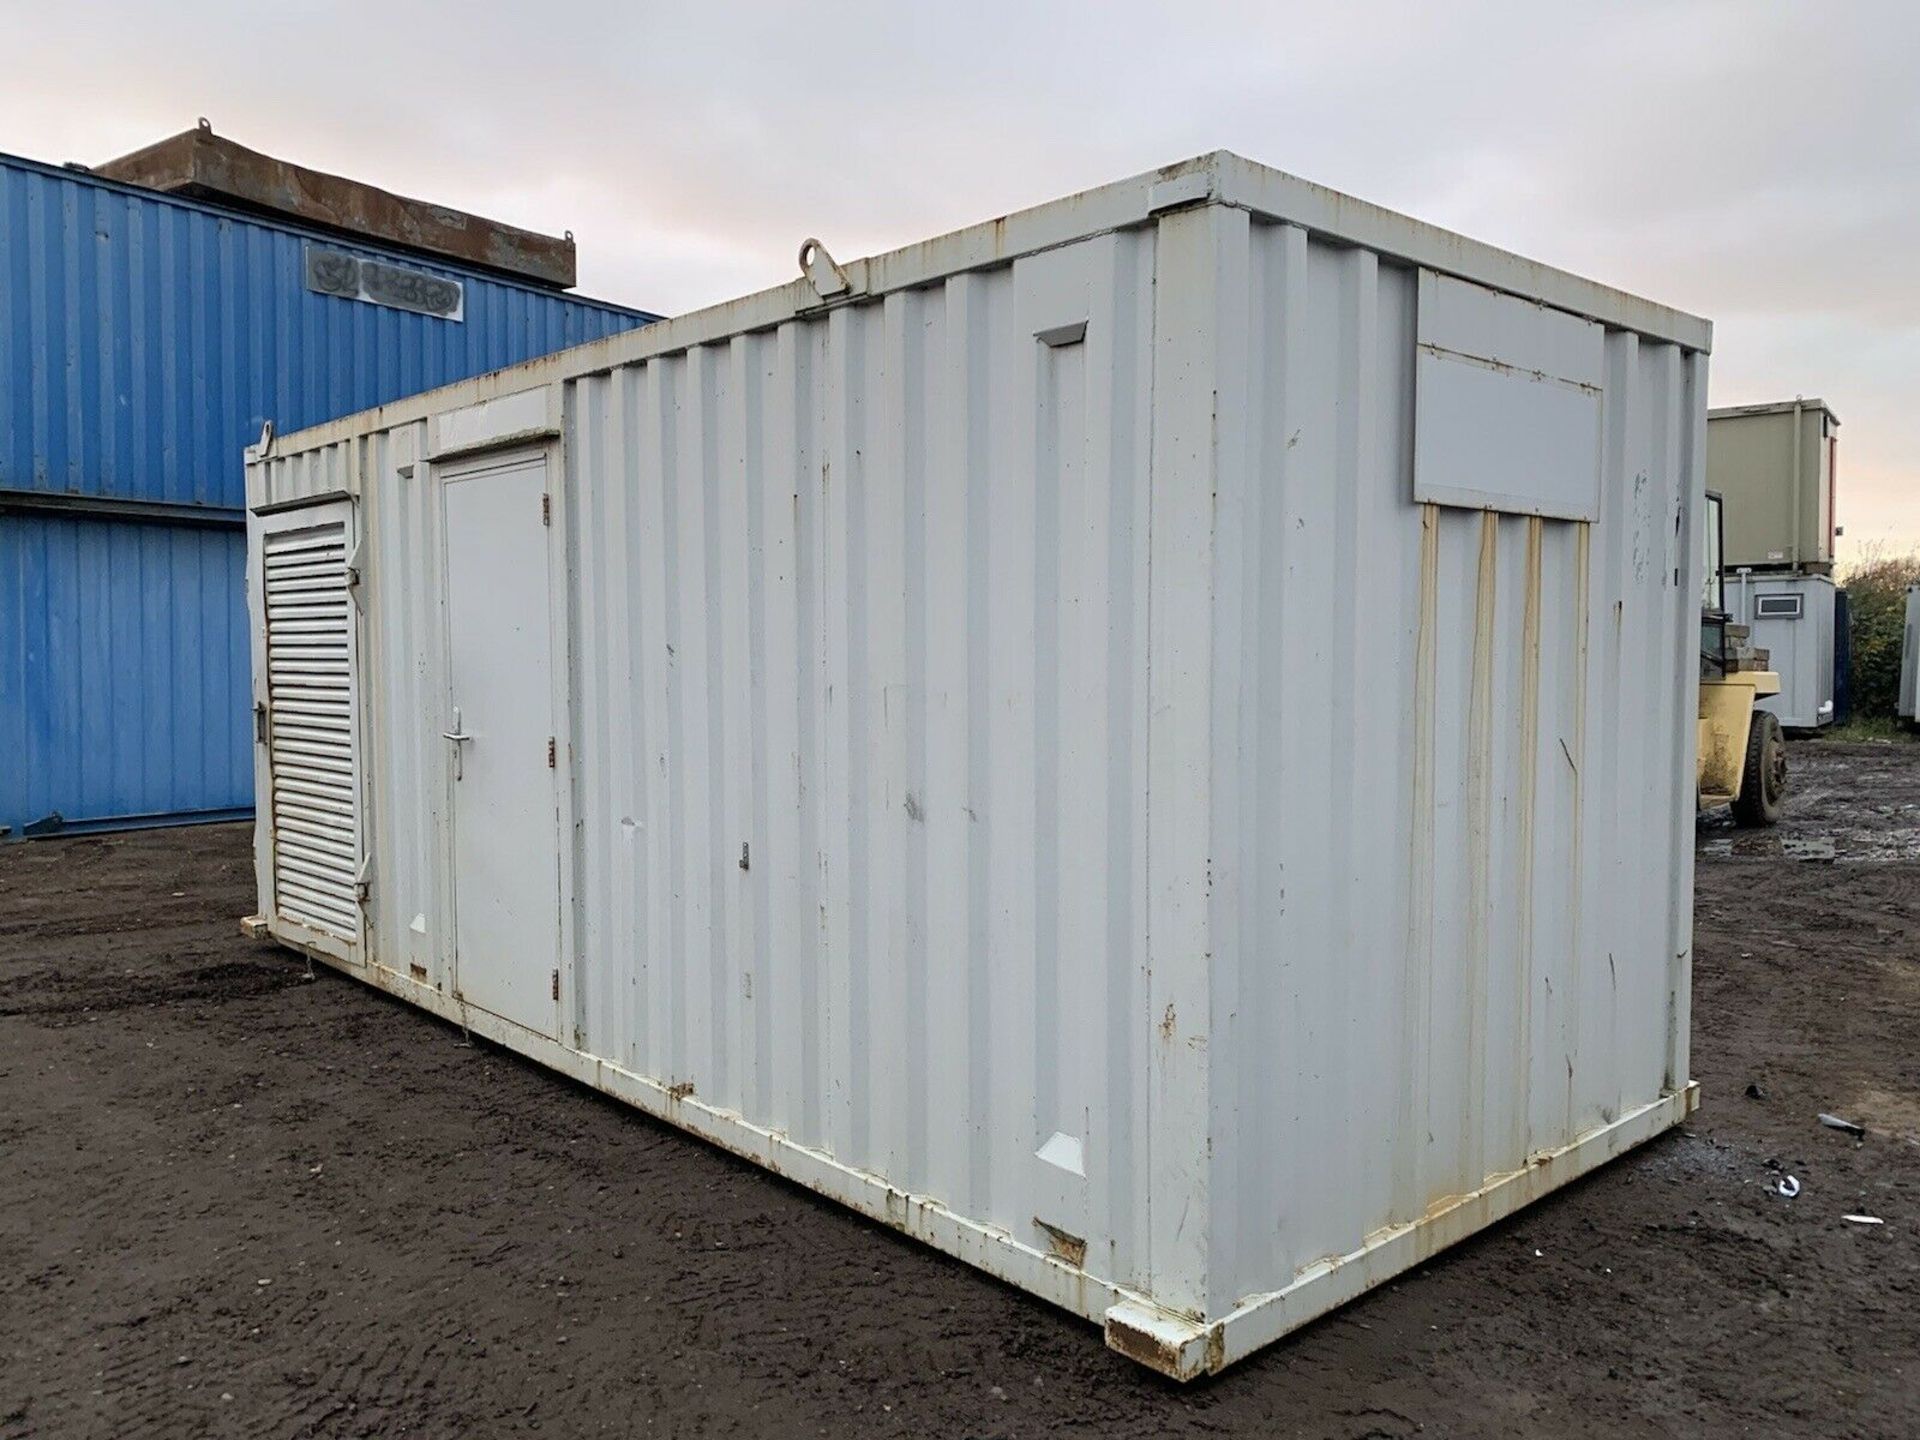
[244,152,1710,1378]
[1725,571,1836,730]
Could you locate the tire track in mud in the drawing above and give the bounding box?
[0,959,304,1021]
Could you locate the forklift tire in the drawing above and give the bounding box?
[1732,711,1786,827]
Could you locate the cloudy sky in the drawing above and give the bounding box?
[6,1,1915,555]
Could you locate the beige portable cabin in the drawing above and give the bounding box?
[1707,399,1840,573]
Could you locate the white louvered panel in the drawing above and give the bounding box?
[262,512,361,941]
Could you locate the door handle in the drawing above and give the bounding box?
[443,706,472,780]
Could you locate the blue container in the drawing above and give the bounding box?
[0,150,658,835]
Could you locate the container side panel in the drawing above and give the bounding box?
[249,425,444,979]
[923,276,979,1217]
[1668,354,1708,1094]
[1148,206,1243,1316]
[1217,231,1424,1301]
[1221,224,1696,1305]
[0,513,248,834]
[1200,209,1254,1311]
[1626,343,1689,1114]
[1349,246,1414,1277]
[569,375,615,1044]
[544,229,1157,1296]
[1576,334,1685,1135]
[375,423,445,984]
[634,359,684,1085]
[1345,257,1422,1261]
[1239,222,1336,1284]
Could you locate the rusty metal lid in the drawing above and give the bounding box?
[93,120,576,290]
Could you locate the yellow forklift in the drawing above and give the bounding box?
[1699,491,1787,825]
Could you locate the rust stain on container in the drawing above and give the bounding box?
[1034,1218,1089,1268]
[1102,1313,1189,1377]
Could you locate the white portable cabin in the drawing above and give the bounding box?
[244,152,1709,1378]
[1725,570,1836,730]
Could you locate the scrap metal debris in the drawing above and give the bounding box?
[1818,1113,1867,1138]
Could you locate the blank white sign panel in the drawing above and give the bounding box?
[1413,271,1605,522]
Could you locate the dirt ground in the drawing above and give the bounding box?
[3,740,1917,1439]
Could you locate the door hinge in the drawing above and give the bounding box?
[541,492,552,526]
[547,736,557,768]
[550,968,560,1001]
[253,700,269,745]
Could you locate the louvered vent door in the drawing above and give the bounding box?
[260,502,361,944]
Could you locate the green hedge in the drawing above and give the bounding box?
[1841,549,1920,721]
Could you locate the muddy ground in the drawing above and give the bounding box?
[3,739,1917,1439]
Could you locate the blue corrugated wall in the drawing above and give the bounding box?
[0,151,657,835]
[1,515,248,826]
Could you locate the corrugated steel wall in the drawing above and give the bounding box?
[0,513,248,825]
[0,151,653,834]
[1207,216,1701,1312]
[258,227,1165,1297]
[567,232,1160,1290]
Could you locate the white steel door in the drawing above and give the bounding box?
[442,453,561,1038]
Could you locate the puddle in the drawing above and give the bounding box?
[1696,741,1920,863]
[1699,834,1836,862]
[1840,829,1920,863]
[1699,820,1920,864]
